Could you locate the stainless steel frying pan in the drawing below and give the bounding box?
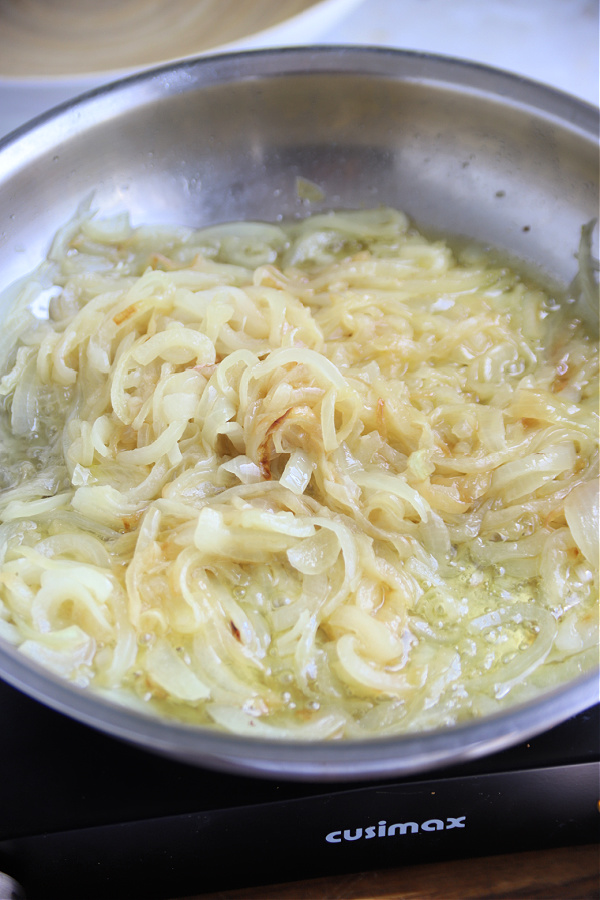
[0,47,597,780]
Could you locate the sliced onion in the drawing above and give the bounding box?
[145,638,210,702]
[564,478,599,568]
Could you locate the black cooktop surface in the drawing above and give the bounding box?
[0,677,598,900]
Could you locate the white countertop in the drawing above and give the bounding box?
[0,0,598,139]
[320,0,599,105]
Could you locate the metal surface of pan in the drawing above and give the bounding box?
[0,47,597,780]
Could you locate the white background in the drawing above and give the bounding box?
[320,0,599,104]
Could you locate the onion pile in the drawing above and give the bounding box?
[0,205,596,739]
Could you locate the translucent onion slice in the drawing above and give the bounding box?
[207,704,347,740]
[145,638,210,702]
[564,478,600,568]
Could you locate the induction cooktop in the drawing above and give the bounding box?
[0,677,597,900]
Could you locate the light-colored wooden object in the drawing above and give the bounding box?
[0,0,322,77]
[190,844,600,900]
